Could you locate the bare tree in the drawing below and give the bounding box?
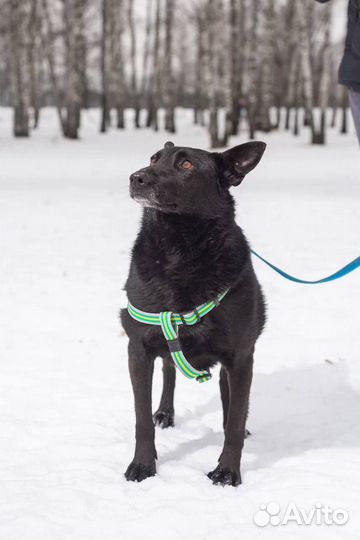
[224,0,241,140]
[28,0,42,128]
[256,0,276,132]
[127,0,140,127]
[62,0,87,139]
[246,0,259,139]
[297,0,332,144]
[163,0,175,132]
[100,0,110,133]
[193,1,206,126]
[140,0,153,115]
[297,0,315,141]
[313,4,332,144]
[293,55,302,136]
[40,0,66,135]
[206,0,225,148]
[146,0,161,129]
[110,0,126,128]
[8,0,31,137]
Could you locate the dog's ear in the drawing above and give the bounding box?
[220,141,266,187]
[164,141,175,148]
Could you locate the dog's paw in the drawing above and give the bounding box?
[207,465,241,487]
[153,409,174,429]
[124,461,156,482]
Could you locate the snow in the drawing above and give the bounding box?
[0,107,359,540]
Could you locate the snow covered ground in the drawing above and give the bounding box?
[0,107,359,540]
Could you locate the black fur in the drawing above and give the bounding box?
[121,140,266,486]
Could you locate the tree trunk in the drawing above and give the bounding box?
[206,0,224,148]
[9,0,30,137]
[40,0,66,135]
[63,0,86,139]
[28,0,41,128]
[115,1,126,128]
[100,0,110,133]
[247,0,259,139]
[140,0,153,122]
[194,2,206,126]
[164,0,176,133]
[257,0,275,132]
[78,1,88,109]
[152,0,161,130]
[297,0,315,142]
[312,5,331,144]
[282,0,296,132]
[224,0,242,140]
[292,56,301,136]
[128,0,140,128]
[146,0,161,129]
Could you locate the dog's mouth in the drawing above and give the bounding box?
[131,193,178,211]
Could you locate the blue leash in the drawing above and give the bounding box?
[250,249,360,284]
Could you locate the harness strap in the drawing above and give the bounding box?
[127,290,228,383]
[160,311,211,382]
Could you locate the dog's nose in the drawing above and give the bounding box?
[130,172,153,187]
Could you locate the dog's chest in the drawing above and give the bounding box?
[142,312,227,367]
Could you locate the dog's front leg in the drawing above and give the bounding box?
[208,356,253,486]
[125,340,157,482]
[153,356,176,428]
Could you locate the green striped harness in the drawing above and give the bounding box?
[127,290,228,383]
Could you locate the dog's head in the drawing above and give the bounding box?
[129,140,266,215]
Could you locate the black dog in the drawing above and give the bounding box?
[121,140,266,486]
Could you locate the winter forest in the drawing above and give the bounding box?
[0,0,348,146]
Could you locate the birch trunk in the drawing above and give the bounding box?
[247,0,259,139]
[100,0,110,133]
[206,0,223,148]
[164,0,175,133]
[224,0,239,140]
[40,0,66,134]
[146,0,161,129]
[112,0,126,129]
[9,0,30,137]
[28,0,41,128]
[63,0,86,139]
[194,2,206,126]
[140,0,153,114]
[257,0,275,132]
[127,0,140,127]
[297,0,315,141]
[312,6,331,144]
[283,0,297,131]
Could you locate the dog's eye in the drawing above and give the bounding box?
[150,155,158,165]
[180,160,193,170]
